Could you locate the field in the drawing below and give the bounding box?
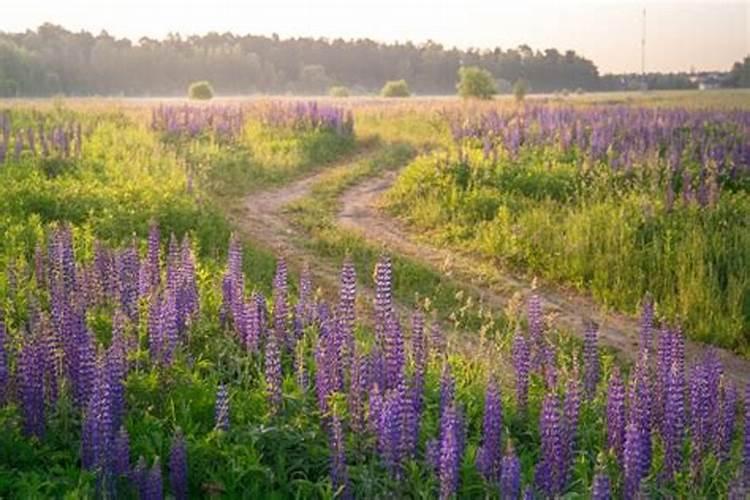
[0,90,749,499]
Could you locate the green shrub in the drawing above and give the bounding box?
[328,85,350,98]
[188,81,214,100]
[513,78,528,102]
[457,66,496,100]
[381,79,411,97]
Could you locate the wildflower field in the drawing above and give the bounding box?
[0,92,749,499]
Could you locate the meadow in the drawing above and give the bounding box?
[0,91,748,499]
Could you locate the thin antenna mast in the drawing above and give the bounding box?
[641,8,647,90]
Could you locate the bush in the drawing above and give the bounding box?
[457,66,496,100]
[381,80,411,97]
[329,86,350,98]
[513,79,528,102]
[188,81,214,100]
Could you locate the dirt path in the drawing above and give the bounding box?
[337,169,750,387]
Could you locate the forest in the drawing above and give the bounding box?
[1,24,603,96]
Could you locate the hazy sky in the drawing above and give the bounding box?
[3,0,748,73]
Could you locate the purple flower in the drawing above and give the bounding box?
[591,473,611,500]
[539,392,564,496]
[476,378,503,482]
[117,245,140,322]
[265,335,283,413]
[348,353,370,434]
[329,413,350,498]
[583,323,600,398]
[383,312,405,391]
[623,419,644,499]
[337,258,357,364]
[18,333,45,438]
[663,362,685,480]
[147,459,164,500]
[113,427,131,477]
[214,383,230,431]
[500,445,521,500]
[562,371,581,483]
[272,257,290,349]
[169,430,188,500]
[438,403,463,500]
[717,381,737,461]
[374,255,393,344]
[412,311,426,417]
[511,330,530,411]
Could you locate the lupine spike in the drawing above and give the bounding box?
[170,430,188,500]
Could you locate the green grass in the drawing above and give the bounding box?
[385,143,750,354]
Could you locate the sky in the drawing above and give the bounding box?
[2,0,748,73]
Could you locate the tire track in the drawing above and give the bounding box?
[337,169,750,386]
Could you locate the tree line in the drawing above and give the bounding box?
[0,24,746,97]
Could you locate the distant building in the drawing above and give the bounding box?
[689,72,724,90]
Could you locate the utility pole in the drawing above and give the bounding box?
[641,7,647,90]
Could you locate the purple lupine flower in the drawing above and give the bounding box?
[348,352,370,434]
[148,294,164,363]
[18,333,45,438]
[412,311,427,418]
[562,370,581,484]
[161,291,179,365]
[178,236,199,328]
[374,386,403,474]
[329,413,350,498]
[476,378,503,482]
[374,255,394,344]
[147,459,164,500]
[717,381,737,461]
[169,430,188,500]
[398,378,418,460]
[117,245,140,322]
[272,258,290,349]
[663,362,685,480]
[591,473,611,500]
[439,403,463,500]
[132,456,148,498]
[337,258,357,365]
[214,383,230,431]
[107,340,127,434]
[500,445,521,500]
[628,354,652,478]
[511,330,530,411]
[527,294,544,371]
[623,419,644,499]
[539,392,564,496]
[383,312,405,391]
[265,335,283,413]
[655,328,673,437]
[77,325,96,410]
[113,426,131,477]
[583,323,600,398]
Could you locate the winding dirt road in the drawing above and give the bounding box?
[230,144,750,386]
